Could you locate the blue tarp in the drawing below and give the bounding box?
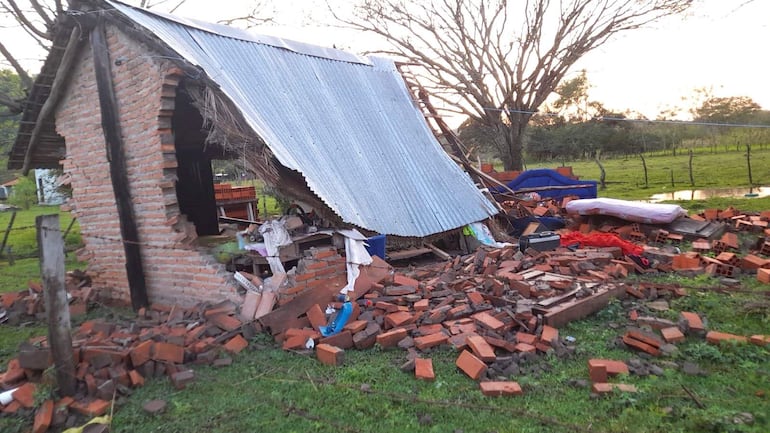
[491,169,597,200]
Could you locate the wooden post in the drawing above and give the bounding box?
[688,149,695,187]
[91,20,149,310]
[36,214,76,396]
[746,144,753,188]
[0,210,16,258]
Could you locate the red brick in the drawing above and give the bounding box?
[208,314,242,331]
[622,335,661,356]
[414,299,429,311]
[741,254,768,270]
[589,363,607,383]
[466,291,485,306]
[1,401,20,414]
[749,335,770,346]
[591,382,613,394]
[152,342,184,364]
[415,358,435,381]
[516,332,537,345]
[472,312,504,331]
[514,343,536,353]
[128,370,145,387]
[320,330,354,349]
[12,382,36,408]
[706,331,748,345]
[758,268,770,284]
[588,359,629,376]
[376,328,408,348]
[660,327,685,343]
[414,332,449,350]
[679,312,705,333]
[32,399,54,433]
[466,335,496,363]
[375,301,399,313]
[456,350,487,380]
[480,381,522,396]
[130,340,153,367]
[223,335,249,354]
[343,320,368,334]
[385,311,414,328]
[316,344,344,366]
[540,325,559,345]
[282,334,309,350]
[484,336,516,352]
[306,304,327,331]
[393,274,419,287]
[71,399,110,417]
[625,330,663,348]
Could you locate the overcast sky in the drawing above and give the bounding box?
[2,0,768,119]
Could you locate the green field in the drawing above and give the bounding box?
[1,151,769,432]
[525,147,770,200]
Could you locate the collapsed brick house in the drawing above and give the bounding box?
[9,1,498,308]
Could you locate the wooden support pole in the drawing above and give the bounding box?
[0,210,16,258]
[91,21,149,310]
[36,214,76,396]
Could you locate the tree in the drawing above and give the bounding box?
[8,174,37,209]
[338,0,693,170]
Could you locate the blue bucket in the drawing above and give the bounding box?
[365,234,386,259]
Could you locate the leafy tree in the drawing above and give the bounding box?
[8,174,37,209]
[338,0,693,170]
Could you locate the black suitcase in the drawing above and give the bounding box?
[519,231,561,252]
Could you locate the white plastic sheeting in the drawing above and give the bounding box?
[565,198,687,224]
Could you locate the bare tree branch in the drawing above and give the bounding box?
[336,0,693,169]
[4,0,50,40]
[0,39,33,89]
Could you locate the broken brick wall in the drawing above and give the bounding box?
[55,25,237,306]
[281,247,347,305]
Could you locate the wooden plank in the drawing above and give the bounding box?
[36,215,76,396]
[387,247,432,261]
[423,243,451,261]
[540,285,626,328]
[91,22,148,310]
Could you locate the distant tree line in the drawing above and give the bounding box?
[458,73,770,164]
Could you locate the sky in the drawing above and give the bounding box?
[2,0,768,120]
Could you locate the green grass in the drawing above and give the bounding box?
[0,205,81,258]
[523,146,770,200]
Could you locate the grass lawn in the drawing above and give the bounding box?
[524,147,770,200]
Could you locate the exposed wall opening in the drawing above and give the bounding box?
[171,82,228,236]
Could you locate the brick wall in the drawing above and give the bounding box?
[279,247,347,305]
[55,25,238,306]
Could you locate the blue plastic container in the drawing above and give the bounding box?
[365,234,386,259]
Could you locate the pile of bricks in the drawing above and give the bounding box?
[0,300,253,430]
[268,243,688,397]
[0,271,92,325]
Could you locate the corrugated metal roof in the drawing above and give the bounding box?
[108,1,498,237]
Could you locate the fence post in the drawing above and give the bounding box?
[36,214,76,396]
[0,210,16,259]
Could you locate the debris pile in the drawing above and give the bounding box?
[0,298,256,430]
